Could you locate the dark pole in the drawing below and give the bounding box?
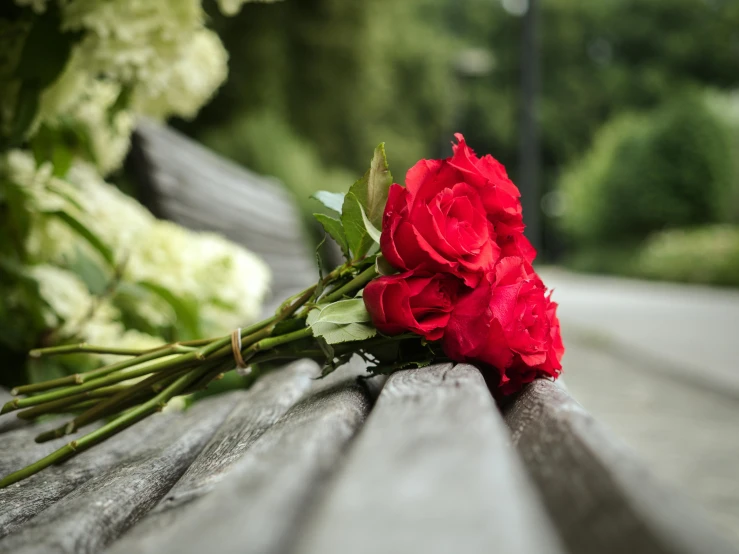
[519,0,541,253]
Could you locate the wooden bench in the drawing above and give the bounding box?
[0,122,735,554]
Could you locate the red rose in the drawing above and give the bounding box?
[448,134,536,264]
[363,271,461,341]
[448,133,523,228]
[442,257,563,394]
[381,134,534,287]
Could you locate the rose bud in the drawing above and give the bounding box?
[363,271,461,341]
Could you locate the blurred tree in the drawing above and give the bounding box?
[185,0,456,180]
[451,0,739,259]
[182,0,739,260]
[455,0,739,176]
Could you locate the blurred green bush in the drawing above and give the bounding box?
[559,92,734,246]
[634,225,739,287]
[558,90,739,286]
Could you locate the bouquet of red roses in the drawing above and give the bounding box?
[0,134,563,487]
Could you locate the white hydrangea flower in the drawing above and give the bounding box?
[64,161,154,255]
[133,29,228,120]
[29,265,164,364]
[217,0,281,17]
[35,50,89,136]
[2,150,68,213]
[66,79,135,175]
[78,300,164,364]
[125,220,271,334]
[61,0,203,84]
[29,265,93,329]
[4,0,275,358]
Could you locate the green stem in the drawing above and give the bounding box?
[34,367,192,442]
[0,369,205,489]
[275,284,317,315]
[16,383,134,420]
[249,327,313,357]
[28,343,149,359]
[12,344,196,395]
[321,265,378,303]
[2,353,200,414]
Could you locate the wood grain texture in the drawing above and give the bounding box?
[106,360,318,551]
[292,363,565,554]
[106,368,374,554]
[0,414,169,538]
[0,393,239,554]
[504,378,739,554]
[128,119,315,297]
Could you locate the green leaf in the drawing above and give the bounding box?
[307,299,377,345]
[136,282,202,340]
[66,245,109,295]
[45,210,116,268]
[314,213,350,259]
[365,143,393,229]
[314,235,327,298]
[308,299,371,325]
[9,83,40,146]
[311,321,377,345]
[107,84,133,126]
[341,144,392,260]
[359,202,382,243]
[15,4,79,88]
[341,192,375,259]
[311,191,345,213]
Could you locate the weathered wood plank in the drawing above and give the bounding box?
[503,378,739,554]
[106,366,374,554]
[106,361,317,550]
[0,414,167,538]
[292,363,565,554]
[0,393,239,554]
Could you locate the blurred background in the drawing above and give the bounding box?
[181,0,739,283]
[1,0,739,543]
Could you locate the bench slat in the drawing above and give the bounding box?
[107,361,317,550]
[0,395,238,554]
[504,379,738,554]
[0,413,171,538]
[292,363,565,554]
[108,369,374,554]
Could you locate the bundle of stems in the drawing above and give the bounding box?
[0,262,378,488]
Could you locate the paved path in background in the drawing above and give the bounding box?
[538,269,739,544]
